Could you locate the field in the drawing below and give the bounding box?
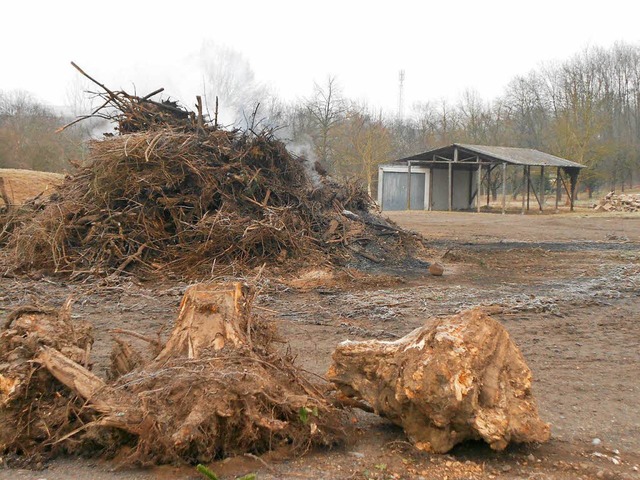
[1,210,639,480]
[0,168,63,207]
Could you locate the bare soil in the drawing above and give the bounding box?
[1,210,639,480]
[0,168,63,206]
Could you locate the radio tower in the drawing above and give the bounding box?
[398,69,405,119]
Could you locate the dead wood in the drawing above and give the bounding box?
[0,283,347,465]
[108,337,145,380]
[0,177,12,213]
[327,308,550,453]
[0,67,423,279]
[156,282,251,361]
[0,304,94,458]
[36,346,144,432]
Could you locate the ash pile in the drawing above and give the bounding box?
[0,66,421,279]
[594,191,640,212]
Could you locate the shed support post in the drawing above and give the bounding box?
[569,169,578,212]
[526,166,531,211]
[555,167,561,210]
[486,166,491,206]
[406,161,412,210]
[501,162,507,214]
[448,162,453,212]
[521,166,526,215]
[477,163,482,212]
[539,166,545,211]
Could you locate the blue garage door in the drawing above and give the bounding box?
[382,172,425,210]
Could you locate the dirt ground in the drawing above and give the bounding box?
[0,168,63,207]
[1,210,639,480]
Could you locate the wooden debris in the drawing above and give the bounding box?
[0,66,421,279]
[0,283,347,465]
[327,308,550,453]
[594,191,640,212]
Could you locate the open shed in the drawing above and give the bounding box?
[378,144,586,213]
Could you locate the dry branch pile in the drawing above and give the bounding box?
[0,283,347,465]
[594,191,640,212]
[327,308,550,453]
[0,69,420,278]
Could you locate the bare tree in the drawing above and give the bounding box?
[304,76,346,171]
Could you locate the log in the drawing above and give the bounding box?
[36,346,144,433]
[327,308,550,453]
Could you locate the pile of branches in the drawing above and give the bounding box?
[0,66,417,278]
[594,191,640,212]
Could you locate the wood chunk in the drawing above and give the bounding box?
[327,308,550,453]
[429,262,444,276]
[156,282,251,360]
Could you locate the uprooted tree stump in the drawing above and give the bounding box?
[0,302,94,459]
[327,308,550,453]
[0,283,346,465]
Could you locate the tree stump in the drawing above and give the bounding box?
[156,282,251,360]
[327,308,550,453]
[0,283,346,464]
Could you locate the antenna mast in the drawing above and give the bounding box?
[398,69,405,119]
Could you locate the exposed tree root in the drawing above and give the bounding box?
[0,283,347,465]
[327,308,550,453]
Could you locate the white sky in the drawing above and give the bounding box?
[2,0,639,116]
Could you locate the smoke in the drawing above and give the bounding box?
[196,41,273,129]
[287,137,322,188]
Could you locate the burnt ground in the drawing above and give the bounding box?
[1,210,639,480]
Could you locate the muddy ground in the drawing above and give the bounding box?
[1,210,639,480]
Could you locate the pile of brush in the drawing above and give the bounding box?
[594,191,640,212]
[0,65,416,279]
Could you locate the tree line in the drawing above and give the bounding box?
[2,42,639,199]
[0,90,86,172]
[275,42,640,198]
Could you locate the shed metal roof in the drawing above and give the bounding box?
[398,143,586,169]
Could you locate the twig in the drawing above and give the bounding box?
[244,453,279,474]
[109,328,162,348]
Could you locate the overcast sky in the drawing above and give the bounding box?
[2,0,639,117]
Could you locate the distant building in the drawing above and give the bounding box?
[378,144,585,213]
